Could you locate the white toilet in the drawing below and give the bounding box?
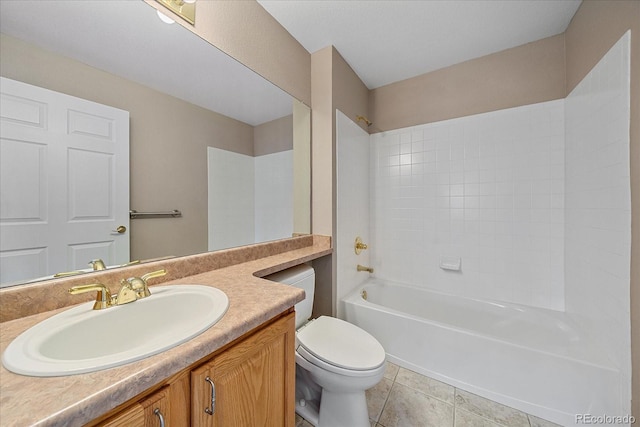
[266,264,386,427]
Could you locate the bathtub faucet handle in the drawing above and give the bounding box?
[355,237,368,255]
[357,264,374,274]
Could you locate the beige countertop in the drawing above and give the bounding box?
[0,235,332,427]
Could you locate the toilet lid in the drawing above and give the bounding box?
[296,316,385,371]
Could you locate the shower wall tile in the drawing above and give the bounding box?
[564,31,631,412]
[370,100,565,310]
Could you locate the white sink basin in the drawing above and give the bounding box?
[2,285,229,377]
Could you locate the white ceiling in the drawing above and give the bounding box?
[0,0,293,126]
[258,0,582,89]
[0,0,583,121]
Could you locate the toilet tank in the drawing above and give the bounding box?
[264,264,315,329]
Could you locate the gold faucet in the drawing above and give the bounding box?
[68,269,167,310]
[69,282,136,309]
[89,259,107,271]
[55,259,139,278]
[357,264,374,273]
[54,258,109,277]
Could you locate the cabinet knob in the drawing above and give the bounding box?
[153,408,165,427]
[204,376,216,415]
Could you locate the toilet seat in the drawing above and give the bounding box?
[296,316,385,375]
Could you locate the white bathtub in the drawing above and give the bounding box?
[343,279,623,426]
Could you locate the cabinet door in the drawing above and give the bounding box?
[139,387,171,427]
[98,386,170,427]
[191,313,295,427]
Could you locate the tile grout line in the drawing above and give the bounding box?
[452,387,456,426]
[375,364,400,427]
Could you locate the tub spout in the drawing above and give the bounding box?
[357,264,374,274]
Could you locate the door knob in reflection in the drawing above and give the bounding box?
[113,225,127,234]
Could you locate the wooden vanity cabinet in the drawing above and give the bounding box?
[92,311,295,427]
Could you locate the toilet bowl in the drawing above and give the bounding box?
[265,265,386,427]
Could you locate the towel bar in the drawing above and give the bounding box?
[129,209,182,219]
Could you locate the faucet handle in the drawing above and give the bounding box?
[119,260,141,268]
[354,237,368,255]
[53,269,84,278]
[126,269,167,298]
[69,283,112,310]
[141,269,167,283]
[89,259,106,271]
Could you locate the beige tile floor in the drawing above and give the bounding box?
[295,362,563,427]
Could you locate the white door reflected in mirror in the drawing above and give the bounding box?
[0,77,130,286]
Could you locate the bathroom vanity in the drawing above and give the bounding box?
[0,235,332,426]
[95,311,295,427]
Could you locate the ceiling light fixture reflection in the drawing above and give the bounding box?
[156,9,175,24]
[156,0,196,25]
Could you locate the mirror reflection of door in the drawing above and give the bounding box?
[0,77,130,285]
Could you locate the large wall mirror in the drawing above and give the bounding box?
[0,0,311,287]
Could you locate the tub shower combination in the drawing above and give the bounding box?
[337,31,631,425]
[344,280,620,425]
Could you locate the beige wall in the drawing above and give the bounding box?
[145,0,311,106]
[0,34,254,261]
[311,46,370,316]
[310,46,335,316]
[311,47,335,238]
[369,34,566,133]
[565,0,640,416]
[254,114,293,156]
[332,48,371,134]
